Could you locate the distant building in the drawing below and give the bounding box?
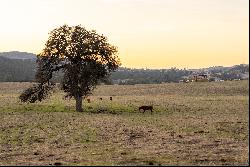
[240,73,249,80]
[192,74,209,82]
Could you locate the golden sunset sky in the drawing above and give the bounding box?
[0,0,249,69]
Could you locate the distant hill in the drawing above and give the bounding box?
[0,51,37,60]
[0,54,36,82]
[0,51,248,83]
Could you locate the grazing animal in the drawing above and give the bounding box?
[99,98,103,100]
[110,97,112,101]
[139,105,153,114]
[87,99,91,103]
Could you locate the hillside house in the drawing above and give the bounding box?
[193,74,209,82]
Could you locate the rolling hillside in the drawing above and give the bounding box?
[0,51,248,83]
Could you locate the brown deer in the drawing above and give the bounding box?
[139,105,153,114]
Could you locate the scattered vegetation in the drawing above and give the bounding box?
[0,51,248,84]
[0,80,248,165]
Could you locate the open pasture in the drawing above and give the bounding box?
[0,80,249,165]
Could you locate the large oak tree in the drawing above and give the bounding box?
[20,24,120,112]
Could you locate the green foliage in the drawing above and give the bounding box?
[111,67,193,84]
[0,56,36,82]
[19,24,120,111]
[19,83,55,103]
[0,51,248,84]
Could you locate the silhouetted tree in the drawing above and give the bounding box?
[19,24,120,112]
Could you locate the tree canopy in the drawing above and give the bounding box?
[20,24,120,112]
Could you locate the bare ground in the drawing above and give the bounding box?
[0,81,249,166]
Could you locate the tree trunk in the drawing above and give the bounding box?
[75,96,83,112]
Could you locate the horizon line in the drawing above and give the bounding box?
[0,50,248,70]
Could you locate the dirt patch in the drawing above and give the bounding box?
[0,82,248,165]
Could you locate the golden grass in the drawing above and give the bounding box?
[0,80,248,165]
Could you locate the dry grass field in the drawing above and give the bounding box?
[0,80,249,166]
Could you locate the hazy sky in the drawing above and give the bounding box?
[0,0,249,68]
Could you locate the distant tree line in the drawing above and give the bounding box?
[208,64,249,81]
[110,67,192,84]
[0,57,36,82]
[0,56,248,84]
